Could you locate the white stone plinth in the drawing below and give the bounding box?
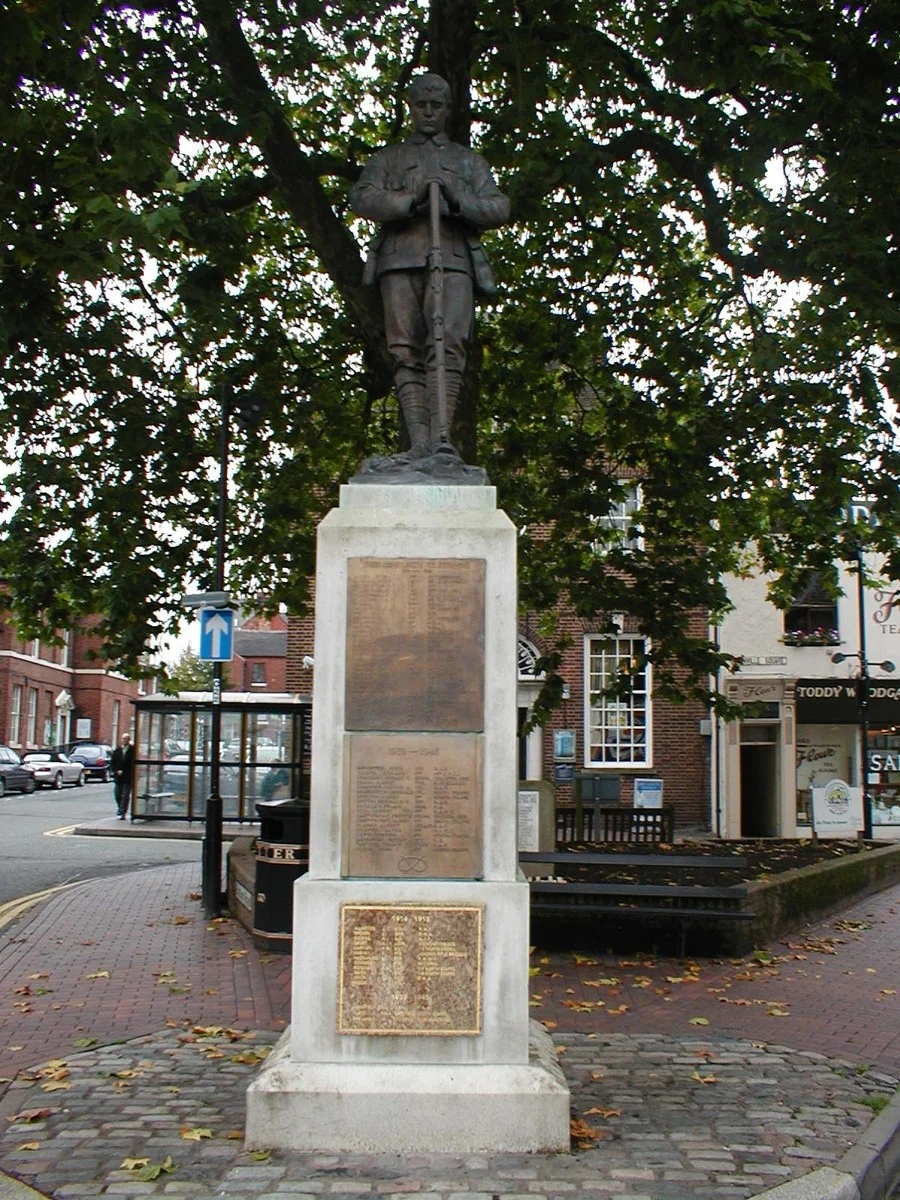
[290,876,530,1065]
[247,1020,570,1153]
[245,483,571,1154]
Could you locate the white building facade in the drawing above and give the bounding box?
[715,555,900,840]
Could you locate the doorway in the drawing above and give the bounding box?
[740,743,779,837]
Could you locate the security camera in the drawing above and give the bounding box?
[302,655,315,669]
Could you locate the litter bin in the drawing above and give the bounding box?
[253,799,310,945]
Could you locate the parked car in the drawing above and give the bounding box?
[0,745,37,796]
[22,749,85,790]
[66,742,113,782]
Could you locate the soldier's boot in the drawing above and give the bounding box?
[397,379,430,457]
[427,369,464,454]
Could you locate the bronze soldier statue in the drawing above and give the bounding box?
[350,73,509,467]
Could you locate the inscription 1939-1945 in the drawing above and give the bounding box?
[344,558,485,732]
[337,902,483,1036]
[343,733,482,878]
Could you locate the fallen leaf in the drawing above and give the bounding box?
[583,1107,621,1118]
[121,1158,150,1170]
[73,1038,97,1048]
[180,1127,213,1141]
[85,971,110,980]
[555,1045,567,1056]
[173,915,192,926]
[17,1142,41,1151]
[223,1130,243,1140]
[135,1156,176,1181]
[691,1071,718,1084]
[9,1108,55,1124]
[689,1017,710,1026]
[228,950,248,959]
[248,1149,272,1161]
[40,1081,71,1093]
[28,973,49,980]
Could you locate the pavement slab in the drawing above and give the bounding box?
[0,864,899,1199]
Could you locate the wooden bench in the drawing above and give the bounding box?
[556,805,675,844]
[520,848,754,956]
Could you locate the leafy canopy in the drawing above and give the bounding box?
[1,0,898,702]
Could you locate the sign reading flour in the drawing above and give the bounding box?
[811,778,863,837]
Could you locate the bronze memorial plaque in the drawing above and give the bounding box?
[345,558,485,732]
[343,733,482,878]
[337,903,483,1036]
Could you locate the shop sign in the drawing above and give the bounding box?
[797,679,900,723]
[811,778,863,837]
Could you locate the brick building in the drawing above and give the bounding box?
[232,613,288,692]
[0,616,146,751]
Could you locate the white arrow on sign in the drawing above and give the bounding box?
[204,612,230,659]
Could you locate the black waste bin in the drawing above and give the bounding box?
[253,799,310,943]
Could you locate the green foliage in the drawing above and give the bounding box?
[1,0,898,704]
[163,647,230,694]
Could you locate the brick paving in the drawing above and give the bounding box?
[0,864,899,1198]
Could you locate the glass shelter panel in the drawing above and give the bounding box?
[133,699,311,821]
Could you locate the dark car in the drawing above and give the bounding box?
[66,742,113,782]
[0,745,37,796]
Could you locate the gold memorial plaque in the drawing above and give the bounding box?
[345,558,485,732]
[337,903,483,1036]
[343,733,482,878]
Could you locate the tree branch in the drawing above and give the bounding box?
[193,0,393,396]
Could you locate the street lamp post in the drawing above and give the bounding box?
[198,384,262,919]
[832,544,895,841]
[201,390,230,918]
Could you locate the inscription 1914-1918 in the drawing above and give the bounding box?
[344,558,485,732]
[343,733,482,878]
[337,902,483,1036]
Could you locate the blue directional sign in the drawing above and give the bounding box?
[198,607,234,662]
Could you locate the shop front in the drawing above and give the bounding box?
[720,676,900,839]
[796,678,900,836]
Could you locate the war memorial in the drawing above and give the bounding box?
[244,74,571,1153]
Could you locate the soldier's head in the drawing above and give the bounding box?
[407,73,451,137]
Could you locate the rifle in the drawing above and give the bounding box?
[428,179,449,444]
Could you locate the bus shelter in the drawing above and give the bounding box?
[132,692,311,822]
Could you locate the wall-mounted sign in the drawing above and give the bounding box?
[553,763,575,783]
[811,778,863,837]
[75,718,92,739]
[796,679,900,724]
[553,729,576,762]
[633,778,663,809]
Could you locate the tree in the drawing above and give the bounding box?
[1,0,898,703]
[163,647,230,694]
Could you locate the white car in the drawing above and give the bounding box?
[22,750,85,790]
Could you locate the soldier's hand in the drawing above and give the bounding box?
[439,178,461,213]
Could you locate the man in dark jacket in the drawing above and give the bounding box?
[350,73,509,457]
[111,733,134,820]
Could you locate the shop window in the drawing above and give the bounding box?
[585,635,650,766]
[783,574,839,646]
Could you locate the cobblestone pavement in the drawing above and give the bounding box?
[0,864,899,1199]
[0,1025,893,1200]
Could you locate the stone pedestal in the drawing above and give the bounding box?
[245,484,570,1153]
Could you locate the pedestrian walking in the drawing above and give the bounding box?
[111,733,134,819]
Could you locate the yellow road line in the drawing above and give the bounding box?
[0,880,88,931]
[43,825,77,837]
